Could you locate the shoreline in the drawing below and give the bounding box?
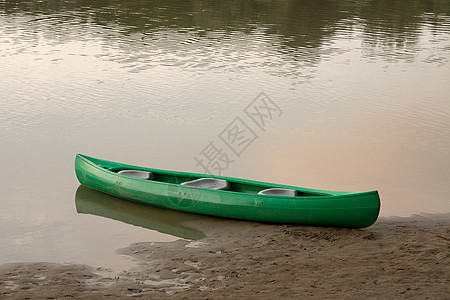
[1,214,449,299]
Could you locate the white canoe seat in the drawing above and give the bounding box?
[118,170,155,180]
[258,188,298,197]
[181,178,230,190]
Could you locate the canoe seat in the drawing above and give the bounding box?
[258,188,298,197]
[181,178,230,190]
[118,170,155,180]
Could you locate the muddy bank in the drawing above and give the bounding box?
[1,214,449,299]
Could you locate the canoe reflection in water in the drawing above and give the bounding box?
[75,186,206,240]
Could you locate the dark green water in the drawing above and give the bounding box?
[1,0,449,269]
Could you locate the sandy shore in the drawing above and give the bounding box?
[1,213,449,299]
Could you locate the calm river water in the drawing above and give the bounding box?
[1,0,449,269]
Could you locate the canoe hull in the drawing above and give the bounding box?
[75,154,380,228]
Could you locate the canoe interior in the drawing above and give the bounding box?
[94,160,332,197]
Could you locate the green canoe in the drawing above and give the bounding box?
[75,154,380,228]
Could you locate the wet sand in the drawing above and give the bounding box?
[1,214,449,299]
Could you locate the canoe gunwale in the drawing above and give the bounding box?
[76,154,377,200]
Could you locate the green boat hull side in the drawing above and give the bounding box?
[75,154,380,228]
